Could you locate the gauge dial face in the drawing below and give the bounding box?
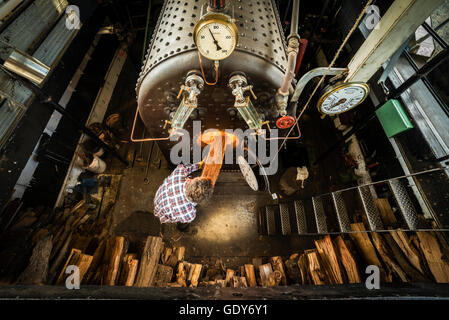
[195,20,237,61]
[318,82,370,115]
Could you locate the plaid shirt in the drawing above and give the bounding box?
[154,164,200,223]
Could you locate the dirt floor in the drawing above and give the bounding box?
[109,166,316,269]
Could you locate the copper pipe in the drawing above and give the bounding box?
[130,105,171,142]
[263,120,302,140]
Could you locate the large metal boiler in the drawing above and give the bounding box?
[135,0,291,160]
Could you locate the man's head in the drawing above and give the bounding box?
[185,177,213,204]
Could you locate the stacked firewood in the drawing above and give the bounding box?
[4,201,449,287]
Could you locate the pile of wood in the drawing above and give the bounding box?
[3,199,449,287]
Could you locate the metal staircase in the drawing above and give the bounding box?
[258,173,433,236]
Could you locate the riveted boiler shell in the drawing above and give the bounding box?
[136,0,288,158]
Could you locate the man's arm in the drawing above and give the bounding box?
[180,163,202,175]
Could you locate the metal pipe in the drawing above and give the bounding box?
[291,67,347,102]
[277,0,300,99]
[290,0,300,37]
[279,52,297,94]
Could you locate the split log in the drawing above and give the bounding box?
[315,235,344,284]
[244,264,257,287]
[118,254,139,286]
[416,232,449,283]
[306,250,327,285]
[48,231,73,284]
[298,253,312,285]
[216,279,226,287]
[161,248,173,265]
[371,232,408,282]
[56,248,93,286]
[375,198,397,228]
[270,256,287,285]
[349,223,387,282]
[134,236,164,287]
[176,262,187,287]
[284,253,300,284]
[259,263,280,286]
[188,264,202,287]
[154,264,174,287]
[83,238,106,285]
[383,233,428,282]
[334,236,361,283]
[16,235,53,285]
[225,269,235,287]
[166,247,185,268]
[390,230,424,274]
[105,236,127,286]
[231,276,248,288]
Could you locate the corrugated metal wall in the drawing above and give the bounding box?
[0,0,80,147]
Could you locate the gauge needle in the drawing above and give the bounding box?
[208,28,222,51]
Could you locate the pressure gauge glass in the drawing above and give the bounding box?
[317,82,370,115]
[194,15,238,61]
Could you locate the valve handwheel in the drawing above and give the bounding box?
[276,115,295,129]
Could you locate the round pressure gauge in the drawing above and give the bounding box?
[317,82,370,115]
[194,14,238,61]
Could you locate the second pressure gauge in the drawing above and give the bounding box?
[194,13,238,61]
[317,82,370,115]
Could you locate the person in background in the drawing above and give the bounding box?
[153,162,213,231]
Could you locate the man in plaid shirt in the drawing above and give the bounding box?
[154,162,213,229]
